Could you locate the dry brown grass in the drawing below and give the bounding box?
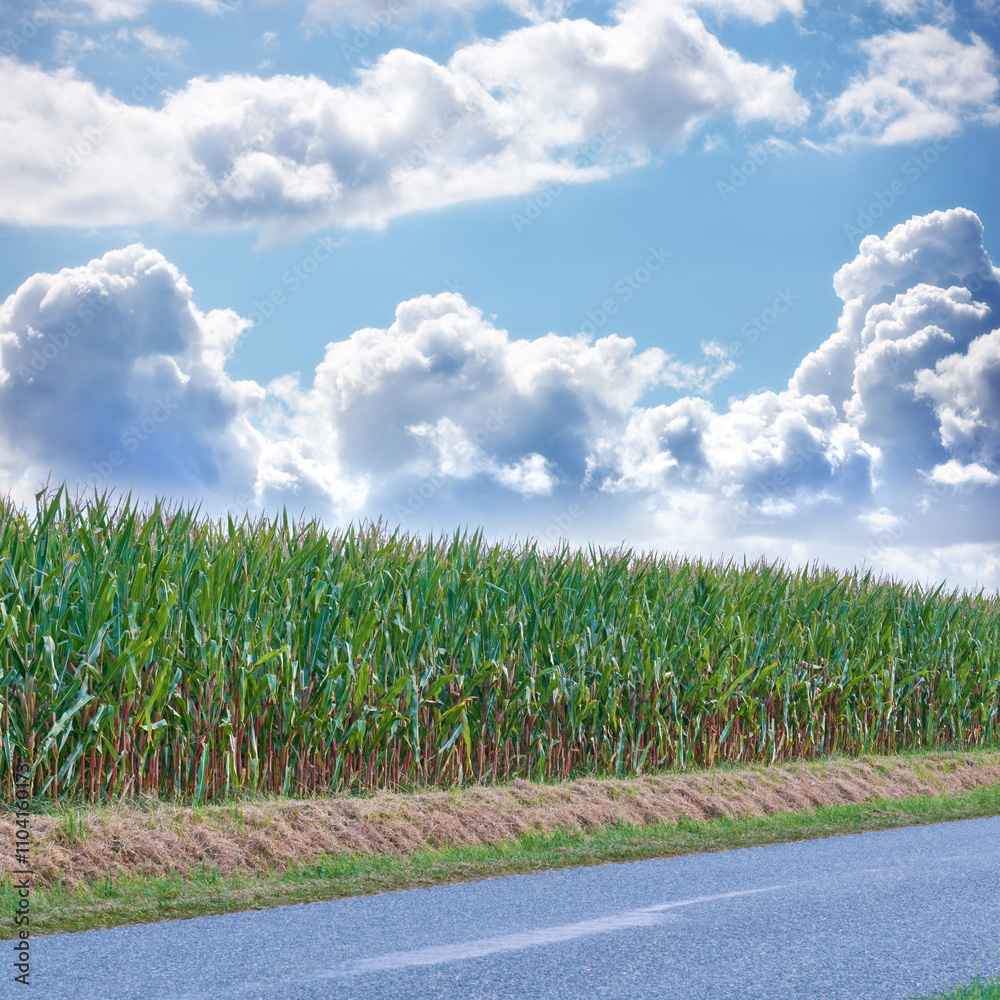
[5,750,999,889]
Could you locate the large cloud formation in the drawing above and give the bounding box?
[0,0,812,237]
[4,5,996,238]
[0,245,263,504]
[620,213,995,479]
[259,291,737,515]
[594,208,1000,586]
[1,207,998,589]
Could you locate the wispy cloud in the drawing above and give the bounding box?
[826,25,1000,145]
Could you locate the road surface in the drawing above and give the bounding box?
[20,816,1000,1000]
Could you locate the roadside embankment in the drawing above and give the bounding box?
[4,749,999,889]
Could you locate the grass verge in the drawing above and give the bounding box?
[4,780,999,939]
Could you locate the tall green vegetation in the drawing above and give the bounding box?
[2,490,998,802]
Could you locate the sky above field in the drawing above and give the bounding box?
[1,0,999,591]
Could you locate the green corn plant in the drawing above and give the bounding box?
[0,487,998,803]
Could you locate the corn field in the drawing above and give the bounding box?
[1,489,998,803]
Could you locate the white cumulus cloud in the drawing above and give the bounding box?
[261,291,730,512]
[0,0,809,238]
[826,25,1000,145]
[1,208,999,591]
[0,245,263,503]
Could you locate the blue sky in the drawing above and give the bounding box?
[1,0,999,590]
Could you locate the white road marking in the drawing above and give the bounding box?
[332,885,788,976]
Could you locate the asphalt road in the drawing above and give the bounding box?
[19,816,1000,1000]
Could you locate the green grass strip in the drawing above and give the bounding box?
[916,976,1000,999]
[3,781,999,939]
